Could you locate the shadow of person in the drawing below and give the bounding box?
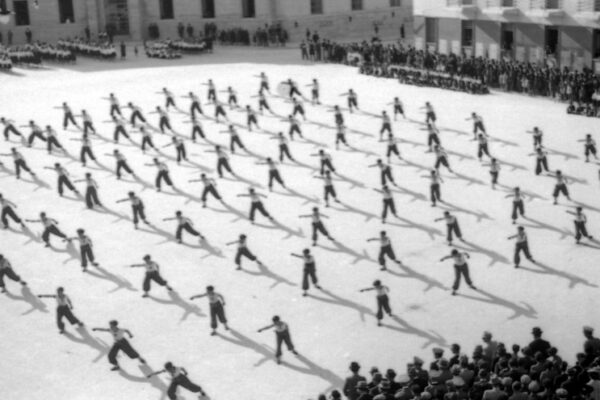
[331,201,379,222]
[521,215,571,240]
[7,224,43,246]
[63,326,110,363]
[393,184,428,203]
[456,288,538,320]
[453,241,510,267]
[317,241,374,265]
[518,261,598,290]
[254,219,304,240]
[147,291,206,322]
[198,238,225,259]
[217,328,274,367]
[139,364,169,400]
[272,187,320,206]
[438,200,493,223]
[4,285,49,315]
[381,315,448,349]
[240,261,297,289]
[386,263,448,292]
[309,288,373,322]
[85,266,138,293]
[389,216,443,240]
[47,239,80,266]
[118,365,168,400]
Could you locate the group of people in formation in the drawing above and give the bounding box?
[1,68,597,399]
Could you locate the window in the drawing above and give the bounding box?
[390,0,401,6]
[202,0,215,18]
[351,0,363,10]
[242,0,255,18]
[461,20,473,47]
[545,0,559,9]
[425,17,437,44]
[460,0,473,5]
[106,0,129,35]
[310,0,323,14]
[159,0,174,19]
[12,0,29,25]
[58,0,75,23]
[501,0,514,6]
[595,0,600,12]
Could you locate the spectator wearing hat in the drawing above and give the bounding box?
[430,348,445,370]
[529,352,547,381]
[588,368,600,400]
[482,332,499,365]
[369,372,384,393]
[470,370,492,400]
[413,357,430,390]
[344,361,367,400]
[356,381,372,400]
[371,379,394,400]
[330,390,343,400]
[529,327,551,358]
[483,378,507,400]
[449,344,462,367]
[386,369,401,393]
[458,356,475,387]
[508,382,528,400]
[584,327,600,367]
[519,347,535,371]
[447,365,466,388]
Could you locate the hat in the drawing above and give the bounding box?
[502,377,513,387]
[370,366,380,374]
[450,376,465,387]
[429,370,443,385]
[433,348,444,357]
[414,356,424,365]
[331,390,341,399]
[584,326,594,334]
[528,381,540,393]
[421,392,433,400]
[349,361,360,372]
[555,389,568,398]
[531,327,542,335]
[482,331,492,339]
[439,359,449,368]
[396,373,410,385]
[373,395,386,400]
[520,375,531,385]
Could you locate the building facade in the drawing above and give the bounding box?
[0,0,413,45]
[414,0,600,71]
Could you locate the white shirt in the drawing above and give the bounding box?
[451,253,467,265]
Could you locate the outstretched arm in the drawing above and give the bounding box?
[257,324,274,332]
[189,293,206,300]
[146,369,166,378]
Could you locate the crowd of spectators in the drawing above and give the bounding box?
[0,51,12,69]
[57,38,117,59]
[144,41,182,60]
[314,326,600,400]
[217,23,289,47]
[307,38,600,115]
